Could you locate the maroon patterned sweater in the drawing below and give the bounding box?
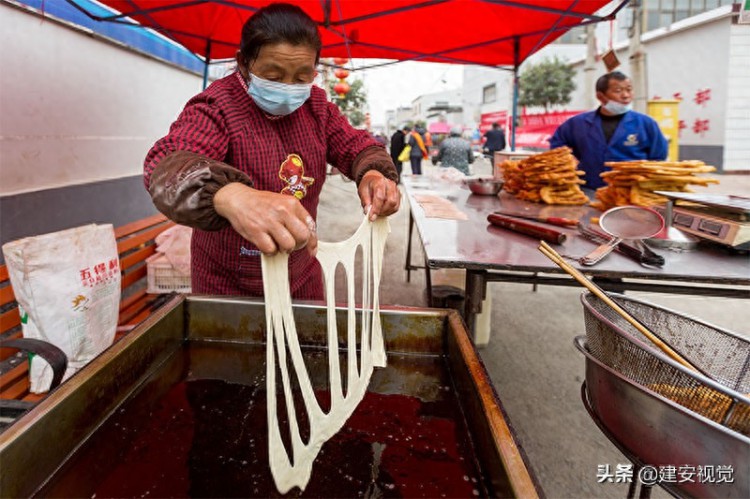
[144,72,384,299]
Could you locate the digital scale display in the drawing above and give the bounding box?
[657,192,750,249]
[697,219,725,237]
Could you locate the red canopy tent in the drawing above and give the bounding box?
[66,0,623,64]
[66,0,629,147]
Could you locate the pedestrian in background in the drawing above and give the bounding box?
[389,125,409,182]
[549,71,667,189]
[423,129,433,148]
[407,127,429,175]
[435,127,474,175]
[483,122,506,168]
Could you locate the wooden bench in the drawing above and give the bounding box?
[0,214,175,407]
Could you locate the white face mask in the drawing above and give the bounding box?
[247,73,312,116]
[602,99,632,115]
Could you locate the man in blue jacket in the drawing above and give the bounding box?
[549,71,668,189]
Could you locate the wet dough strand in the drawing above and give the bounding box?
[261,215,389,493]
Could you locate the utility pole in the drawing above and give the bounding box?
[583,24,598,110]
[629,0,648,113]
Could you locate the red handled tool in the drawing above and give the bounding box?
[493,211,578,227]
[487,213,567,244]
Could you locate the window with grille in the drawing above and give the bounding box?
[645,0,732,31]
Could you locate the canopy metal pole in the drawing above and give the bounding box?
[583,24,597,109]
[629,0,647,113]
[511,36,520,151]
[202,39,212,90]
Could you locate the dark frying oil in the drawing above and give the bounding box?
[39,344,486,498]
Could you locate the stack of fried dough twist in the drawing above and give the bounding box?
[650,383,749,435]
[502,147,589,205]
[592,160,718,211]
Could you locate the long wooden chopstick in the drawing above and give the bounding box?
[538,240,698,372]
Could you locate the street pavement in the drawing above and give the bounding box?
[316,159,750,499]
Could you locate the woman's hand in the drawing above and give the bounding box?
[214,183,317,256]
[358,170,401,222]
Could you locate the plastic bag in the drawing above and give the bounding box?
[2,224,120,393]
[154,224,192,275]
[397,144,412,162]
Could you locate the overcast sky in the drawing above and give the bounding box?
[339,60,465,128]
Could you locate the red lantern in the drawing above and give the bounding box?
[333,57,349,65]
[334,68,350,79]
[333,81,350,97]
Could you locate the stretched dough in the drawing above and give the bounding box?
[261,215,389,493]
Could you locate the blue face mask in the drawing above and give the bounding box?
[602,99,632,115]
[248,73,312,116]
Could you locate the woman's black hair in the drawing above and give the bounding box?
[239,3,322,65]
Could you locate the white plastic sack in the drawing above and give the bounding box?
[154,224,192,275]
[2,224,120,393]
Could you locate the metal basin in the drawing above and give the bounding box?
[576,336,750,499]
[0,296,539,498]
[465,177,504,196]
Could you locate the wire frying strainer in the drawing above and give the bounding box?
[582,292,750,436]
[580,206,664,266]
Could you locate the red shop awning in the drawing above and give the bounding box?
[428,122,453,134]
[66,0,625,68]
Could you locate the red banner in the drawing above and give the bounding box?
[514,110,583,149]
[520,110,580,127]
[479,111,508,133]
[479,110,583,148]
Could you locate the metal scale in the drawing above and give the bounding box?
[653,192,750,251]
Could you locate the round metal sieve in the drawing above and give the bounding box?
[580,206,664,266]
[599,206,665,240]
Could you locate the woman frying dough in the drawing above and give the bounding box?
[143,2,400,300]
